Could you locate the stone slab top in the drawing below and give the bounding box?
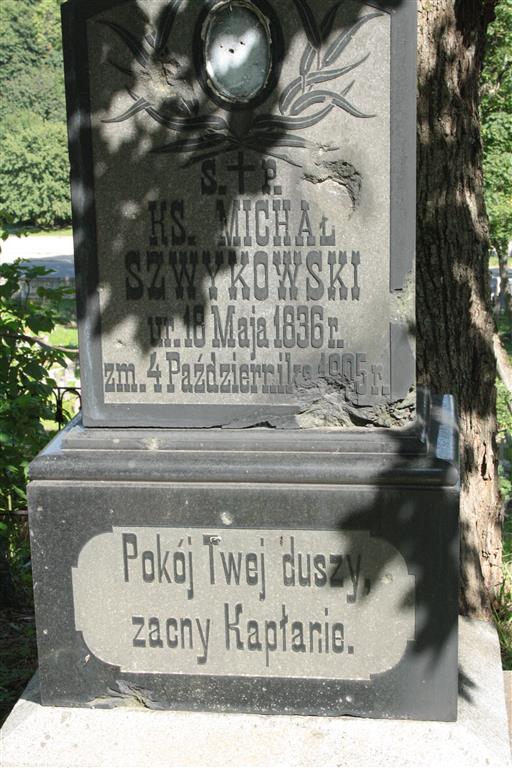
[28,392,459,487]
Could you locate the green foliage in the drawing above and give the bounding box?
[483,10,512,594]
[481,0,512,257]
[494,568,512,669]
[0,260,72,512]
[0,0,65,122]
[0,113,71,227]
[497,379,512,498]
[495,315,512,669]
[494,493,512,668]
[48,325,78,350]
[0,252,74,600]
[0,212,26,242]
[497,312,512,357]
[0,0,70,227]
[496,314,512,518]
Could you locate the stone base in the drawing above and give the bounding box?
[1,618,510,768]
[27,395,460,720]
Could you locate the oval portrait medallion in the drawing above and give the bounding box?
[195,0,281,109]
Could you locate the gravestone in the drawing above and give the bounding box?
[28,0,460,722]
[69,0,415,428]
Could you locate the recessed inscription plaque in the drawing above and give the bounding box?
[72,527,415,679]
[65,0,416,426]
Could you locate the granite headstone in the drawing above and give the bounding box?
[66,0,415,428]
[28,0,460,722]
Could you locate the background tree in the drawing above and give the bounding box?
[0,110,71,227]
[0,114,71,228]
[0,0,70,227]
[417,0,504,616]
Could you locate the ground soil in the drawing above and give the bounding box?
[0,609,37,727]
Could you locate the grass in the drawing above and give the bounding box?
[5,225,72,238]
[29,227,73,238]
[494,527,512,669]
[47,324,78,349]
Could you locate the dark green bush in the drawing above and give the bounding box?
[0,0,65,123]
[0,0,69,228]
[0,254,74,602]
[0,113,71,227]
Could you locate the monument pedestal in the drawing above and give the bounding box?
[28,393,459,721]
[1,618,510,768]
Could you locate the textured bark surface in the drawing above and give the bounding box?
[416,0,502,617]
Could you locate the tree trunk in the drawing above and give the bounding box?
[416,0,502,617]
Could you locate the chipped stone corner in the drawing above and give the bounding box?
[88,680,164,711]
[303,148,362,211]
[218,385,417,431]
[295,386,416,429]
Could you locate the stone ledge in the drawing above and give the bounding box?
[1,617,510,768]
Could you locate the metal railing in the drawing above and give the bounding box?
[0,387,82,520]
[54,386,82,429]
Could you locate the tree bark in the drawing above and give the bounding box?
[417,0,502,617]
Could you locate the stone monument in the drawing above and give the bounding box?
[28,0,460,721]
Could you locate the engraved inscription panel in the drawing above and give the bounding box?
[78,0,415,424]
[73,527,415,679]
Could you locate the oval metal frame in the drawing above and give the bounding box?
[194,0,284,111]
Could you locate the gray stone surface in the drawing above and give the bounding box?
[27,394,459,720]
[72,527,414,679]
[63,0,416,427]
[1,618,510,768]
[505,670,512,740]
